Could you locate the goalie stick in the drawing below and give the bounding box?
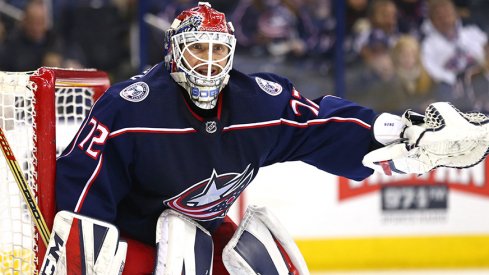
[0,127,50,246]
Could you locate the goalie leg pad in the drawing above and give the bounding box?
[223,205,309,275]
[40,210,127,275]
[154,209,213,275]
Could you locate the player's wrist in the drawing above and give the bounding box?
[372,113,405,146]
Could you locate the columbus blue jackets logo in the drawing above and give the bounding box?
[255,77,283,96]
[164,165,254,220]
[120,82,149,102]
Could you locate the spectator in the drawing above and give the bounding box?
[346,0,370,37]
[347,29,402,112]
[394,0,427,38]
[347,34,433,113]
[466,43,489,111]
[231,0,330,98]
[232,0,310,60]
[345,0,370,63]
[300,0,335,73]
[354,0,401,62]
[420,0,487,110]
[0,0,63,71]
[390,35,434,112]
[391,35,433,98]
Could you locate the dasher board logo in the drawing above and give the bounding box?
[255,77,283,96]
[120,82,150,102]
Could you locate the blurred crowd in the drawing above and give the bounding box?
[0,0,488,114]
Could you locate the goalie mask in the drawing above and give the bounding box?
[164,2,236,109]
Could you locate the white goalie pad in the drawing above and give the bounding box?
[40,211,127,275]
[364,102,489,175]
[154,209,214,275]
[223,205,309,275]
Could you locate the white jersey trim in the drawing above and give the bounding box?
[105,117,371,137]
[109,127,197,138]
[222,117,371,132]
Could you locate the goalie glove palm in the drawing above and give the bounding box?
[363,102,489,175]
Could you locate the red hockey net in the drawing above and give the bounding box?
[0,67,109,274]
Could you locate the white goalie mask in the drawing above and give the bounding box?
[164,2,236,109]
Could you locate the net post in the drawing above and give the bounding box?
[30,67,56,271]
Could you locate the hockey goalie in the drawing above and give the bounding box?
[50,2,489,275]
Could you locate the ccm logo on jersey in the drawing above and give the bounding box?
[255,77,283,96]
[120,81,150,102]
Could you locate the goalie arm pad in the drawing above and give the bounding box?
[40,211,127,275]
[223,205,309,275]
[154,209,214,275]
[371,110,425,146]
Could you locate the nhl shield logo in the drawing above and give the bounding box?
[205,121,217,133]
[255,77,283,96]
[120,82,150,102]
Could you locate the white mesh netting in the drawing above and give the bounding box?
[0,69,100,274]
[0,71,37,275]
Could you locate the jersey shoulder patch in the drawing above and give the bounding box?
[255,77,283,96]
[119,81,150,102]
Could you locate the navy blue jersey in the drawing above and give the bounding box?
[56,63,378,244]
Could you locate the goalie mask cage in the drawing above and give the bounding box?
[0,67,109,274]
